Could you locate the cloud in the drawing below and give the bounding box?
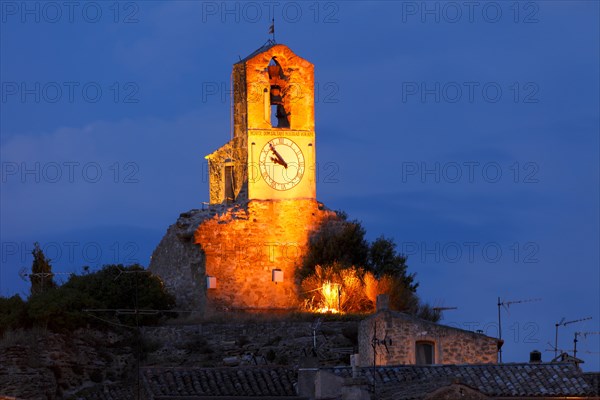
[1,110,225,237]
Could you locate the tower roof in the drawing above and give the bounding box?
[236,40,279,64]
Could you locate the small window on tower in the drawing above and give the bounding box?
[416,341,435,365]
[224,165,235,203]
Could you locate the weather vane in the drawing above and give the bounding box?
[268,18,276,42]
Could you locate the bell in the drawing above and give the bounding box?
[276,105,290,128]
[270,85,283,105]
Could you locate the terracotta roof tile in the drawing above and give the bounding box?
[141,367,298,398]
[139,363,597,398]
[325,363,597,399]
[73,385,136,400]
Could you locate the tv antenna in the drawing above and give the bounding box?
[545,342,568,355]
[497,297,541,363]
[573,330,599,359]
[371,322,392,366]
[19,267,73,288]
[433,306,457,312]
[370,322,392,396]
[433,306,457,311]
[82,266,164,400]
[311,318,322,354]
[554,316,592,359]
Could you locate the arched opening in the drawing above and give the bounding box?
[267,58,289,128]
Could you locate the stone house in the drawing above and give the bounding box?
[358,296,499,367]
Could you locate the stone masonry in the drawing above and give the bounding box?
[358,296,499,366]
[149,199,338,313]
[195,199,336,311]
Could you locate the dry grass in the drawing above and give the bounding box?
[301,265,374,313]
[363,272,394,305]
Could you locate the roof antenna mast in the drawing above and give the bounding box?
[497,296,542,363]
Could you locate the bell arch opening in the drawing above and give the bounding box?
[267,58,289,128]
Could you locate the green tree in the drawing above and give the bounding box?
[30,242,56,296]
[368,236,418,292]
[299,214,369,279]
[0,295,30,333]
[298,212,441,322]
[22,264,176,332]
[28,287,99,332]
[63,264,176,326]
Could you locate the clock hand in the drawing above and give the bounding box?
[269,143,288,169]
[270,156,286,167]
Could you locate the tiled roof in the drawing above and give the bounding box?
[141,367,298,398]
[73,385,136,400]
[236,41,277,64]
[140,364,598,399]
[377,378,458,400]
[324,363,597,398]
[584,372,600,395]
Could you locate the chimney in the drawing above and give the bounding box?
[376,294,389,312]
[529,350,542,363]
[350,354,360,378]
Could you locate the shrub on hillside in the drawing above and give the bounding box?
[0,264,176,333]
[0,295,30,335]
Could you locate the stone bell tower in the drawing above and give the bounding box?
[149,42,339,313]
[205,42,316,204]
[193,42,334,312]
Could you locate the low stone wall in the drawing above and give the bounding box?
[141,319,360,368]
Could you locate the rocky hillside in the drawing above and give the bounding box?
[0,328,137,399]
[141,318,359,368]
[0,317,360,399]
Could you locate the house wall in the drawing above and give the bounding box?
[358,310,499,367]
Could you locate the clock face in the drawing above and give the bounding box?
[259,137,305,190]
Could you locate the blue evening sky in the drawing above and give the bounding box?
[1,1,598,370]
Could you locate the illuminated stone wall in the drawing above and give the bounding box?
[149,208,212,312]
[195,199,336,310]
[358,309,499,366]
[206,138,248,204]
[240,44,315,132]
